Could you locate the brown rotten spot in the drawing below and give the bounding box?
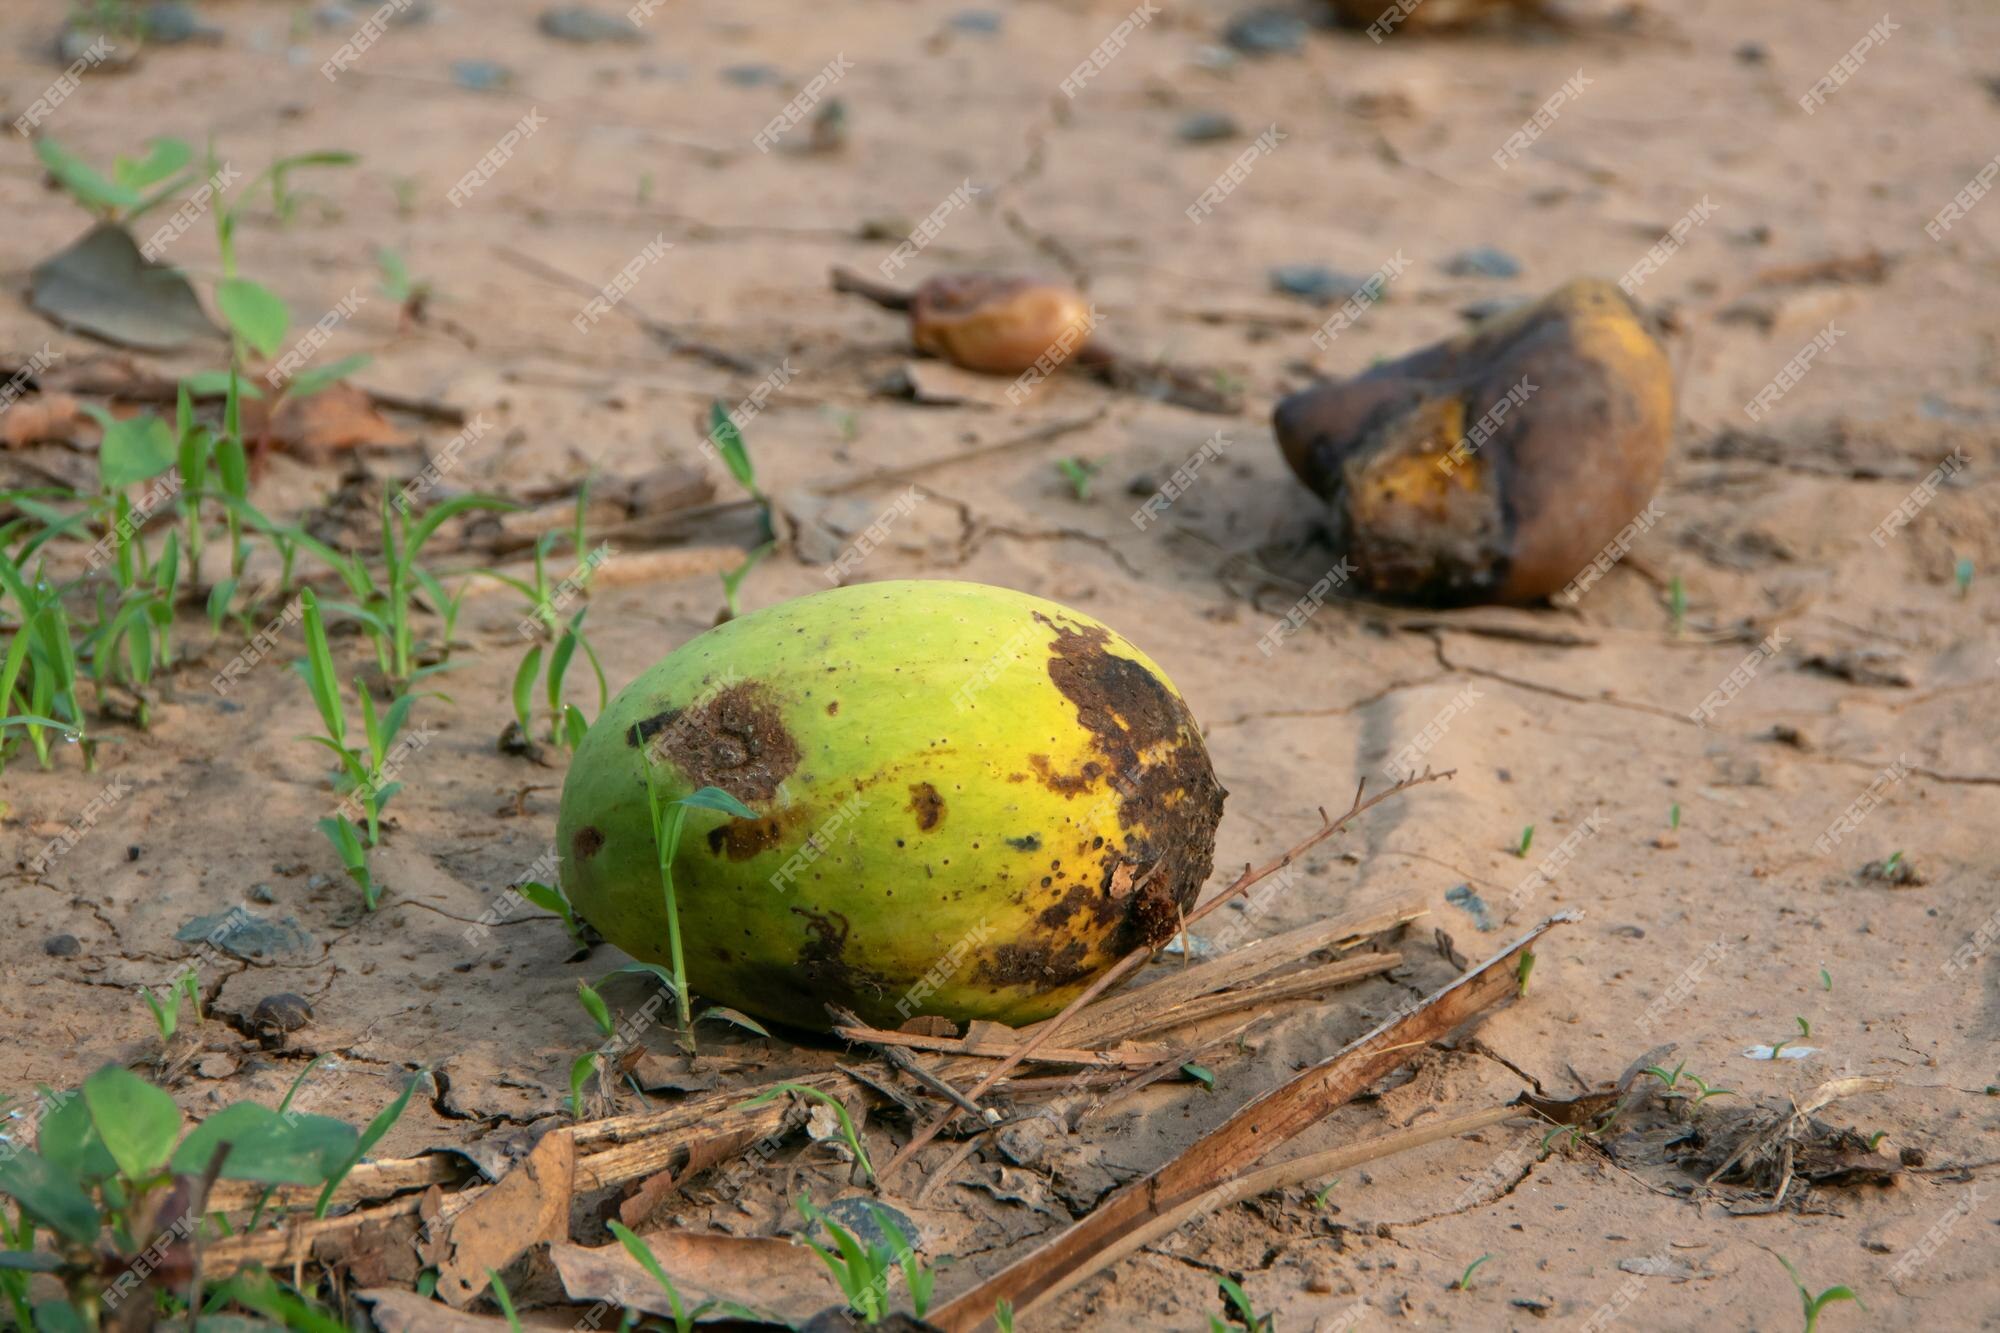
[1272,278,1674,605]
[830,267,1238,414]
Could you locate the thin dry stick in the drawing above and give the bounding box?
[878,770,1453,1182]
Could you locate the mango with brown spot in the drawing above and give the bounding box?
[555,581,1226,1031]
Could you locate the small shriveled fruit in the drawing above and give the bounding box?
[1272,278,1674,605]
[832,267,1102,376]
[557,580,1226,1031]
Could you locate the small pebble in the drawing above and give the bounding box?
[196,1053,240,1080]
[1224,9,1307,56]
[948,10,1003,34]
[250,883,277,904]
[1270,264,1369,307]
[43,934,81,958]
[1442,246,1523,279]
[451,58,513,92]
[720,63,781,87]
[250,993,314,1037]
[1176,111,1240,143]
[537,6,643,43]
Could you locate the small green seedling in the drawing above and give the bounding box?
[719,540,774,622]
[994,1298,1016,1332]
[1182,1063,1216,1091]
[1669,802,1681,831]
[1866,1130,1888,1151]
[1881,850,1903,876]
[1769,1016,1811,1058]
[33,135,198,224]
[1683,1074,1734,1108]
[140,969,202,1046]
[1955,557,1974,597]
[737,1085,876,1187]
[707,400,770,539]
[792,1196,928,1323]
[1515,949,1536,997]
[1310,1177,1341,1209]
[1209,1274,1271,1331]
[376,246,432,323]
[643,778,756,1051]
[1820,966,1832,992]
[1055,457,1099,501]
[517,879,589,952]
[1453,1255,1492,1292]
[1668,575,1687,634]
[1515,825,1534,858]
[1643,1060,1688,1091]
[486,1268,523,1332]
[1777,1254,1862,1332]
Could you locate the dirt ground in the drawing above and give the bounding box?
[5,0,2000,1328]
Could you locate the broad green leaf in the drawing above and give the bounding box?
[81,1065,181,1181]
[215,278,289,358]
[113,138,193,193]
[98,414,177,489]
[34,138,141,214]
[281,353,370,401]
[172,1104,357,1185]
[0,1148,99,1245]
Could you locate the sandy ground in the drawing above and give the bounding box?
[5,0,2000,1328]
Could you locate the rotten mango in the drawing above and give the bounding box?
[556,580,1225,1031]
[1272,278,1675,605]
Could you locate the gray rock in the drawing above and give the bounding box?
[1442,246,1523,279]
[537,6,643,43]
[1270,264,1370,307]
[1224,10,1307,56]
[1177,111,1240,143]
[43,934,81,958]
[175,909,312,960]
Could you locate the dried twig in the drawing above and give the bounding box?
[927,910,1576,1330]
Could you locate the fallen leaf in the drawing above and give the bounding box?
[243,381,405,454]
[360,1288,523,1330]
[550,1229,826,1325]
[0,393,85,448]
[29,222,221,351]
[436,1129,575,1308]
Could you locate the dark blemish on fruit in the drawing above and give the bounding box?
[572,826,604,861]
[908,781,945,831]
[643,680,800,802]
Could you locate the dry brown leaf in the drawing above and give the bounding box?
[550,1229,830,1325]
[245,381,406,454]
[436,1128,576,1308]
[0,393,85,448]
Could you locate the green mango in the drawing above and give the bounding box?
[556,580,1226,1031]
